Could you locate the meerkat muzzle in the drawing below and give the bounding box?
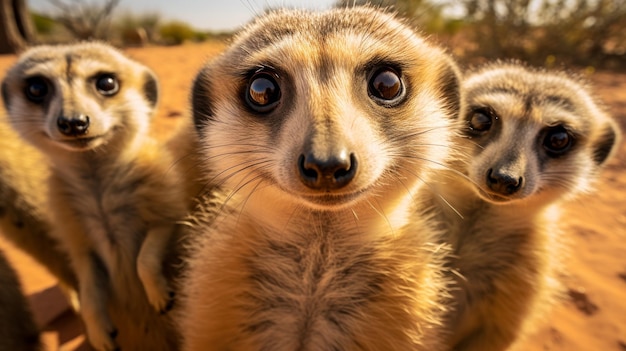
[298,151,358,190]
[486,167,523,195]
[57,114,90,136]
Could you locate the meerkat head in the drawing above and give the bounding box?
[460,62,621,204]
[191,7,462,212]
[1,42,158,153]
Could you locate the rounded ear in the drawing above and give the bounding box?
[437,58,464,121]
[190,65,214,132]
[592,118,621,166]
[142,69,159,108]
[1,79,10,109]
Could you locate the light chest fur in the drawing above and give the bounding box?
[50,144,176,268]
[430,181,562,351]
[183,193,448,351]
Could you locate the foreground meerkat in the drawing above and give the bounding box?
[0,115,77,296]
[0,249,41,351]
[430,62,621,351]
[2,42,187,351]
[180,7,463,351]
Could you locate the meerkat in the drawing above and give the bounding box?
[1,42,187,351]
[428,61,621,351]
[0,249,42,351]
[0,115,77,297]
[179,6,464,351]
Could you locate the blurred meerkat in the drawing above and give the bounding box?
[0,249,42,351]
[0,115,77,297]
[429,62,621,351]
[179,7,463,351]
[2,42,187,351]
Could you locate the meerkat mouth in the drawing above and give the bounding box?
[483,192,513,203]
[295,187,373,209]
[303,193,360,206]
[58,135,106,150]
[480,189,530,204]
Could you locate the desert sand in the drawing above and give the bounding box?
[0,41,624,350]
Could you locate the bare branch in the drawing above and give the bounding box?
[47,0,121,40]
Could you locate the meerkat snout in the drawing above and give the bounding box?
[297,150,358,190]
[486,167,523,195]
[57,114,90,136]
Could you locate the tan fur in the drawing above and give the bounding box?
[0,249,41,351]
[430,62,621,351]
[2,42,187,351]
[0,114,77,297]
[179,7,463,351]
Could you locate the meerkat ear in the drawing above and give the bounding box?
[437,58,464,121]
[142,69,159,108]
[592,119,621,166]
[1,79,10,108]
[191,65,214,132]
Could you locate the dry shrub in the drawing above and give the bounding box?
[336,0,626,69]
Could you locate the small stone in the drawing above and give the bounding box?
[567,287,599,316]
[166,110,183,118]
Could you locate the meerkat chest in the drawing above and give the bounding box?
[192,214,441,350]
[64,161,149,250]
[448,205,545,299]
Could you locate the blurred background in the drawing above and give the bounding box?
[1,0,625,69]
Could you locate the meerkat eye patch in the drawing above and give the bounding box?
[368,66,404,106]
[245,70,281,113]
[24,76,50,103]
[467,107,495,134]
[95,73,120,96]
[542,125,573,157]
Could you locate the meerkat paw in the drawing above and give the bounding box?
[60,284,81,312]
[137,260,174,314]
[82,309,119,351]
[145,280,175,314]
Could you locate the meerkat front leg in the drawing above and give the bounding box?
[50,208,117,350]
[77,252,119,351]
[137,223,176,313]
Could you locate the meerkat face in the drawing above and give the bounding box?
[461,63,620,204]
[1,42,158,153]
[192,7,462,212]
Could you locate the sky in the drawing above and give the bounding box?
[28,0,338,32]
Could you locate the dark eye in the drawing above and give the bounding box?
[245,71,281,113]
[368,67,403,103]
[468,109,493,133]
[543,126,573,157]
[24,76,49,103]
[95,74,119,96]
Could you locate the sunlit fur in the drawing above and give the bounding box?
[428,61,621,351]
[2,42,187,351]
[179,7,464,351]
[0,250,41,351]
[0,113,77,300]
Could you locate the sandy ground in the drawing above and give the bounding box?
[0,41,624,350]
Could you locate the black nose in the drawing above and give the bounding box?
[486,168,523,195]
[298,152,357,190]
[57,115,89,136]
